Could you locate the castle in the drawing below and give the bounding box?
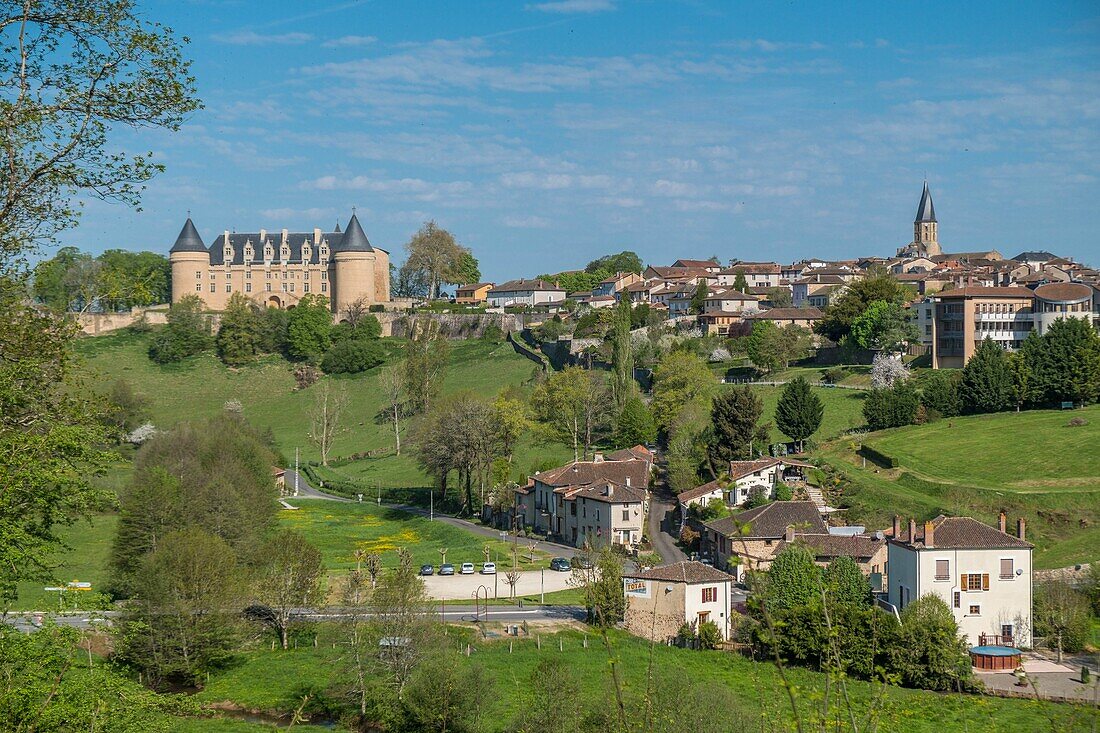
[168,212,390,315]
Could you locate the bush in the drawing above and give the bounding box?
[368,303,385,312]
[821,366,848,384]
[481,323,504,343]
[697,620,722,650]
[774,482,793,501]
[294,364,320,390]
[321,339,385,374]
[862,384,919,430]
[919,370,961,417]
[859,445,899,468]
[1067,417,1088,427]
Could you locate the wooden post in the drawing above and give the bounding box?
[509,640,513,653]
[537,634,541,650]
[559,637,563,652]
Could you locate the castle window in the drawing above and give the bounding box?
[196,271,202,279]
[281,283,287,292]
[210,272,215,279]
[195,283,201,291]
[224,246,233,261]
[225,284,232,292]
[209,284,215,293]
[321,283,327,292]
[289,283,295,292]
[304,283,310,293]
[246,283,252,293]
[321,271,327,281]
[266,283,271,292]
[246,271,251,279]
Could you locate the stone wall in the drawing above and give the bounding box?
[77,306,169,335]
[378,312,523,339]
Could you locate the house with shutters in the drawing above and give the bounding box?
[886,513,1033,647]
[623,561,737,642]
[676,457,814,512]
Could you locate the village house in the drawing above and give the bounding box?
[717,262,782,288]
[454,282,494,304]
[486,278,566,308]
[773,527,889,592]
[792,274,847,307]
[623,561,737,642]
[513,448,652,549]
[592,271,642,297]
[701,501,827,581]
[887,513,1033,647]
[702,288,761,313]
[676,457,813,512]
[671,258,723,273]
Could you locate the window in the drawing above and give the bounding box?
[701,587,717,603]
[321,283,327,292]
[968,604,981,615]
[266,283,271,292]
[281,284,287,292]
[935,559,949,580]
[289,283,295,292]
[245,283,252,293]
[195,283,201,291]
[225,284,232,292]
[962,573,989,591]
[209,272,215,279]
[1000,558,1015,579]
[209,284,215,293]
[304,283,310,293]
[622,509,630,522]
[196,271,202,279]
[246,271,252,279]
[953,591,960,608]
[320,271,327,280]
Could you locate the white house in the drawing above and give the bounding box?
[486,278,565,307]
[623,561,736,642]
[717,262,781,288]
[887,513,1033,647]
[676,457,814,511]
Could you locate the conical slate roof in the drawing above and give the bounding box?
[333,220,342,233]
[335,212,373,252]
[914,182,936,223]
[170,217,207,253]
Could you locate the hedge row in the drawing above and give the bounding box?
[859,444,899,469]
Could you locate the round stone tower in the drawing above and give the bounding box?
[168,217,210,304]
[331,212,390,317]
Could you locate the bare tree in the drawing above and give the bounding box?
[379,364,406,456]
[1035,580,1090,663]
[363,552,381,590]
[504,569,521,599]
[438,547,448,567]
[344,295,370,327]
[251,530,325,650]
[308,382,347,466]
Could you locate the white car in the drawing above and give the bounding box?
[481,562,496,575]
[460,562,475,575]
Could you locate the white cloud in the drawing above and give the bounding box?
[211,30,314,45]
[321,35,377,49]
[526,0,615,13]
[306,175,474,202]
[651,179,698,197]
[499,172,613,189]
[501,215,550,228]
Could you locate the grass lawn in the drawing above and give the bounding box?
[280,499,551,581]
[727,383,867,444]
[11,513,118,611]
[192,625,1091,733]
[170,718,339,733]
[819,406,1100,568]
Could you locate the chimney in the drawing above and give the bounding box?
[259,228,267,242]
[892,515,901,538]
[625,477,631,487]
[281,228,288,244]
[605,483,613,497]
[908,518,917,543]
[1017,518,1026,542]
[999,511,1007,533]
[313,227,322,245]
[593,452,604,463]
[785,525,796,542]
[924,520,935,548]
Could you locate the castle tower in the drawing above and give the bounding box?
[331,212,390,316]
[913,182,940,256]
[168,216,210,303]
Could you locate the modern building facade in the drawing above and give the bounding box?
[168,213,390,316]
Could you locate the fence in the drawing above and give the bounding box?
[718,378,869,391]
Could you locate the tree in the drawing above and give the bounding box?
[250,530,325,650]
[0,624,181,731]
[705,386,769,473]
[403,221,468,300]
[393,261,429,299]
[689,280,708,314]
[959,338,1014,414]
[585,250,643,275]
[308,382,347,466]
[765,286,792,307]
[286,294,333,361]
[862,384,919,430]
[696,619,723,649]
[1029,317,1100,405]
[0,0,200,275]
[216,292,262,366]
[149,294,212,363]
[452,250,481,286]
[889,594,971,691]
[258,307,290,354]
[491,392,528,460]
[870,352,910,389]
[369,551,434,693]
[579,546,625,626]
[414,392,505,512]
[1034,581,1092,661]
[321,338,384,374]
[117,527,244,688]
[823,556,870,607]
[746,321,811,374]
[732,272,749,293]
[403,318,450,414]
[849,299,918,353]
[104,378,151,435]
[609,295,634,408]
[759,544,820,613]
[0,288,112,605]
[1008,351,1034,412]
[814,274,915,343]
[613,396,656,449]
[531,367,610,461]
[509,658,584,733]
[651,351,715,432]
[403,651,489,733]
[918,369,961,418]
[31,246,82,309]
[774,376,823,452]
[380,364,407,456]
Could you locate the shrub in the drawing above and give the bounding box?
[697,620,722,650]
[321,339,385,374]
[859,445,898,468]
[293,364,320,390]
[481,323,504,342]
[862,384,919,430]
[774,482,793,501]
[1067,417,1088,427]
[821,366,848,384]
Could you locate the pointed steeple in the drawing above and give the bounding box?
[333,220,342,233]
[170,216,207,253]
[914,181,937,223]
[335,212,373,252]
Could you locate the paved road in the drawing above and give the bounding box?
[646,453,688,564]
[421,566,576,601]
[5,604,586,633]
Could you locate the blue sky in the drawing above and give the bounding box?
[69,0,1099,279]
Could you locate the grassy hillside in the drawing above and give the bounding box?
[744,383,867,443]
[76,330,572,487]
[188,626,1090,733]
[822,405,1100,568]
[11,514,117,611]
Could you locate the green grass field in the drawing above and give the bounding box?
[188,625,1091,733]
[821,406,1100,568]
[742,383,867,443]
[11,514,118,611]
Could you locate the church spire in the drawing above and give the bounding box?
[915,181,937,223]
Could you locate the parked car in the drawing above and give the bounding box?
[481,562,496,575]
[572,555,593,570]
[419,564,434,576]
[550,557,572,572]
[460,562,475,575]
[439,563,455,576]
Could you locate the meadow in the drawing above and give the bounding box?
[822,405,1100,568]
[742,382,868,443]
[178,625,1092,733]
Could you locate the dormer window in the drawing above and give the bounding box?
[263,243,274,263]
[244,244,254,262]
[301,243,312,261]
[223,244,233,261]
[280,244,290,261]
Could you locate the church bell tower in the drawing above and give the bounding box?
[913,181,940,256]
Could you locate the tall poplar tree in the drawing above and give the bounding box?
[610,296,634,408]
